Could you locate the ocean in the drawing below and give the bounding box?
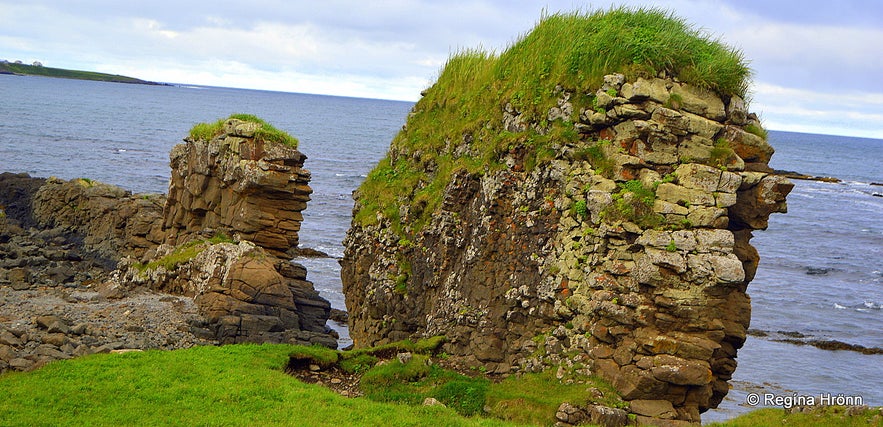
[1,75,880,421]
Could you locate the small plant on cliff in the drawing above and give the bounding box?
[665,92,684,109]
[188,113,298,148]
[135,233,234,274]
[574,139,615,178]
[710,138,736,169]
[570,199,589,220]
[744,122,769,140]
[600,180,663,228]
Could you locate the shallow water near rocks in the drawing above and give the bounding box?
[1,75,880,421]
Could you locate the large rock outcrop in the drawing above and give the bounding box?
[0,116,336,363]
[162,119,312,258]
[112,240,334,347]
[343,67,791,422]
[117,117,333,345]
[0,172,165,267]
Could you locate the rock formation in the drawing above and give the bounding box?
[112,240,334,347]
[0,116,336,373]
[342,16,792,421]
[162,118,312,258]
[115,117,333,346]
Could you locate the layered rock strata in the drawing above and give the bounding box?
[112,241,334,347]
[0,117,336,373]
[119,117,332,345]
[342,75,791,422]
[163,119,312,258]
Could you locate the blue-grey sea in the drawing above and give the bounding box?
[1,75,880,421]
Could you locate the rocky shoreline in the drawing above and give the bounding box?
[0,200,216,372]
[0,117,339,374]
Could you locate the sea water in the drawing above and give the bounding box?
[1,75,880,421]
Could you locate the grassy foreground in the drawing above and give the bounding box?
[0,344,507,427]
[1,344,879,426]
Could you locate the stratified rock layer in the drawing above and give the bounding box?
[0,117,336,370]
[113,241,334,347]
[342,75,792,422]
[130,118,333,345]
[163,119,312,258]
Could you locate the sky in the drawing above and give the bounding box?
[1,0,882,139]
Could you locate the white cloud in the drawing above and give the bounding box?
[752,82,883,139]
[1,0,882,137]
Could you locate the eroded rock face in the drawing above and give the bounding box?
[31,177,166,265]
[1,117,335,358]
[342,75,792,422]
[163,119,312,258]
[121,118,334,346]
[112,241,334,347]
[0,172,166,269]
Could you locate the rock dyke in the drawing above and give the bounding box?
[342,74,791,422]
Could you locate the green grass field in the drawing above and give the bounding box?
[0,344,508,427]
[1,344,878,426]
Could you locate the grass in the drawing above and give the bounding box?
[600,180,663,228]
[0,343,877,426]
[134,233,234,273]
[707,407,883,427]
[0,62,155,84]
[0,344,509,427]
[743,123,768,140]
[354,7,750,237]
[188,113,299,148]
[485,369,627,425]
[711,138,737,168]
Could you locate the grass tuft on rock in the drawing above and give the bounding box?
[187,113,299,148]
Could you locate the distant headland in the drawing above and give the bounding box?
[0,60,168,86]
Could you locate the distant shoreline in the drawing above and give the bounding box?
[0,62,169,86]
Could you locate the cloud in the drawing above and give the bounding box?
[1,0,881,138]
[752,82,883,139]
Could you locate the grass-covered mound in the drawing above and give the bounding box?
[289,336,628,425]
[188,113,299,148]
[354,7,750,235]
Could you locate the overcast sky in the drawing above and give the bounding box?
[2,0,882,139]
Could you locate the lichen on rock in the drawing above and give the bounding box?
[341,8,791,423]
